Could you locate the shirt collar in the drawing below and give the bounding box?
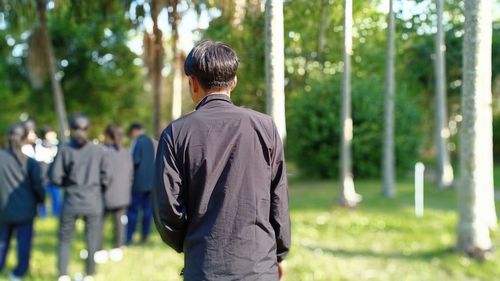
[195,93,233,110]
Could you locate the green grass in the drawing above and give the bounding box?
[2,179,500,281]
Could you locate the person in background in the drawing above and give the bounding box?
[20,119,37,159]
[49,114,111,281]
[0,123,44,281]
[94,124,133,264]
[36,126,61,217]
[126,123,156,245]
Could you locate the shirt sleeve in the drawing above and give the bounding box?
[49,147,65,187]
[29,159,45,203]
[152,124,186,253]
[132,139,142,167]
[270,123,291,262]
[100,148,112,191]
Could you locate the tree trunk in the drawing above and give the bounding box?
[317,0,330,61]
[232,0,247,26]
[382,0,396,197]
[170,0,182,121]
[435,0,454,188]
[265,0,286,140]
[339,0,361,207]
[457,0,496,257]
[36,0,69,143]
[151,0,164,138]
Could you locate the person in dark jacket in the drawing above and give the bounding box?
[0,123,44,281]
[152,40,291,280]
[95,124,133,263]
[49,114,111,281]
[126,123,155,244]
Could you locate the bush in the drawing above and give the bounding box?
[286,76,423,179]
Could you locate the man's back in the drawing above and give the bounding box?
[49,141,110,214]
[0,150,43,223]
[132,134,155,192]
[154,94,290,280]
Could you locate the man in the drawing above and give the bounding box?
[152,40,291,280]
[0,124,44,281]
[126,123,155,244]
[49,113,111,281]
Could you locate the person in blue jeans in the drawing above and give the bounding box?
[36,126,62,218]
[126,123,156,244]
[0,124,44,281]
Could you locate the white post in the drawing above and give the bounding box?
[415,162,425,217]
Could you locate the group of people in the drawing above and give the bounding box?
[0,115,157,281]
[1,40,291,281]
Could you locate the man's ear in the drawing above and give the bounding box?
[191,76,200,93]
[230,76,238,92]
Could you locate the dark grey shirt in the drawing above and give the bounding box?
[49,140,111,215]
[153,94,291,281]
[131,134,155,193]
[103,145,134,209]
[0,149,44,223]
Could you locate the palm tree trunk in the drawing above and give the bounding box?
[316,0,330,61]
[170,0,182,121]
[382,0,396,197]
[435,0,454,188]
[265,0,286,140]
[36,0,69,143]
[457,0,496,257]
[232,0,247,26]
[151,0,164,138]
[339,0,361,207]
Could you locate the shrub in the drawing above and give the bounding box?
[286,76,423,179]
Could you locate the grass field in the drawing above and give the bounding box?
[2,177,500,281]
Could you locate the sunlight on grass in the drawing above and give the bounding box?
[1,179,500,280]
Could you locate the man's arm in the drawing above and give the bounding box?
[29,159,45,203]
[49,148,65,187]
[100,148,112,192]
[270,123,291,263]
[132,138,142,167]
[152,125,186,253]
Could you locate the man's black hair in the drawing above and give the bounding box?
[69,113,90,130]
[40,126,54,138]
[184,40,239,90]
[128,122,143,134]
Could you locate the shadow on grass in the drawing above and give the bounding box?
[303,244,454,261]
[289,178,459,213]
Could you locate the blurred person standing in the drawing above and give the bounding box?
[94,124,133,263]
[0,123,44,281]
[36,126,61,217]
[49,114,111,281]
[20,119,37,159]
[126,123,155,245]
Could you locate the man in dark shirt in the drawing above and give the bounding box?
[152,40,291,280]
[49,113,111,281]
[126,123,156,244]
[0,123,44,281]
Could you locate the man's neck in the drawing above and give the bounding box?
[204,90,230,97]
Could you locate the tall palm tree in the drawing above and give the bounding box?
[434,0,454,188]
[382,0,396,197]
[457,0,496,258]
[169,0,182,121]
[265,0,286,140]
[339,0,361,207]
[36,0,69,143]
[151,0,164,138]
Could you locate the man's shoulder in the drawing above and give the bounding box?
[238,106,273,122]
[165,105,274,138]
